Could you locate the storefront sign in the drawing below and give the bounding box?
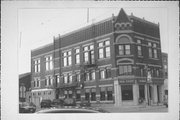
[152,79,164,84]
[118,79,135,84]
[137,79,146,83]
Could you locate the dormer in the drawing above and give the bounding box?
[114,8,132,31]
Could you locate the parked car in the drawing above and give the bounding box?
[36,107,103,113]
[91,107,109,113]
[80,100,91,107]
[63,98,76,106]
[19,102,36,113]
[40,99,52,108]
[51,99,64,107]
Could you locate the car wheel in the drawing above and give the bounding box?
[29,108,34,113]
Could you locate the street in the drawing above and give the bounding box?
[100,105,168,113]
[35,105,168,113]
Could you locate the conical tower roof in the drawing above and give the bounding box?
[116,8,130,23]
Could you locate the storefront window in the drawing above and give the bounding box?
[121,85,133,100]
[69,91,72,98]
[76,90,81,101]
[91,89,96,101]
[64,91,68,98]
[107,87,113,101]
[100,87,106,101]
[85,89,90,101]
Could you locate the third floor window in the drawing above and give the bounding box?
[83,45,94,64]
[34,59,40,73]
[118,45,131,55]
[98,40,110,59]
[63,51,72,67]
[45,55,53,71]
[75,48,80,64]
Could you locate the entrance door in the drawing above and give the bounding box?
[149,86,152,100]
[139,85,145,99]
[157,85,160,103]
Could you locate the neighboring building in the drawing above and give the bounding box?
[19,72,31,103]
[31,8,164,107]
[162,52,168,96]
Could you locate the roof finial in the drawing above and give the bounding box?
[112,13,115,23]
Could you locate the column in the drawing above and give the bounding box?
[159,84,164,103]
[153,84,158,104]
[133,84,139,105]
[114,80,121,106]
[144,84,148,104]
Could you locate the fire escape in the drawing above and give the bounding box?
[52,21,98,99]
[79,22,97,89]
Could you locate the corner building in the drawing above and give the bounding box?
[31,8,164,107]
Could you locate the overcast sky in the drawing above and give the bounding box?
[18,7,168,74]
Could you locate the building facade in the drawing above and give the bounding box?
[19,72,32,103]
[31,8,164,107]
[162,53,168,96]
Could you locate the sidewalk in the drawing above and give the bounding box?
[92,104,167,113]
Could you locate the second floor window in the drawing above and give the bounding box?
[34,59,40,73]
[100,69,105,79]
[153,49,158,58]
[63,73,72,84]
[75,72,81,82]
[34,78,40,88]
[137,46,142,56]
[118,45,131,55]
[119,65,132,75]
[45,55,53,71]
[45,76,53,86]
[55,75,60,87]
[99,67,111,79]
[149,48,153,58]
[63,51,72,67]
[85,70,96,81]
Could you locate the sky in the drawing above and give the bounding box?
[18,7,168,74]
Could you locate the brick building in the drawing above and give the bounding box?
[162,53,168,96]
[19,72,32,103]
[31,8,164,107]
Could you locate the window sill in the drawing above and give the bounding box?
[116,55,133,57]
[33,87,41,89]
[122,100,134,102]
[100,78,112,81]
[99,100,113,103]
[33,72,40,74]
[62,65,72,68]
[45,70,54,72]
[98,57,111,61]
[149,58,159,60]
[90,101,97,103]
[74,63,80,66]
[138,56,143,58]
[84,80,96,83]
